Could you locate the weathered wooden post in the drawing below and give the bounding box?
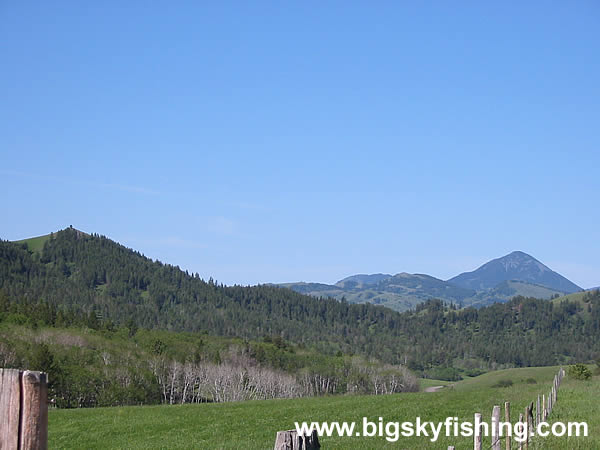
[474,412,483,450]
[505,402,511,450]
[448,446,455,450]
[0,369,48,450]
[0,369,21,449]
[542,394,546,421]
[536,395,540,426]
[518,413,524,450]
[526,402,534,449]
[492,405,501,450]
[274,429,320,450]
[523,406,528,450]
[20,371,49,449]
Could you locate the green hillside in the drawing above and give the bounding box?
[463,280,565,308]
[15,233,53,254]
[48,366,599,449]
[552,291,592,305]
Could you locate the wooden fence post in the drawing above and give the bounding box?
[527,402,534,449]
[518,413,524,450]
[474,413,482,450]
[524,406,529,450]
[20,371,48,450]
[536,395,540,426]
[505,402,511,450]
[492,405,501,450]
[274,429,320,450]
[0,369,48,450]
[0,369,21,449]
[542,394,546,421]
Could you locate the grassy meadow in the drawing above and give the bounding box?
[49,366,598,449]
[14,233,52,253]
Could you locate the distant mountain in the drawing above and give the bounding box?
[282,251,582,311]
[282,273,475,311]
[335,273,392,289]
[373,273,475,300]
[448,251,582,294]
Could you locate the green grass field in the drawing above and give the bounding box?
[48,366,599,449]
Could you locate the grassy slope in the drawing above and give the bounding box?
[551,291,596,320]
[14,233,52,254]
[49,366,598,449]
[552,291,589,305]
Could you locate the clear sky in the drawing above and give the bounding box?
[1,2,599,288]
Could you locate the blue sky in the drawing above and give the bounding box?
[2,1,599,287]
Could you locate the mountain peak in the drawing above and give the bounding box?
[449,251,581,294]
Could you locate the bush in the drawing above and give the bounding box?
[4,313,30,325]
[493,379,513,388]
[568,363,592,380]
[525,378,537,384]
[465,368,485,377]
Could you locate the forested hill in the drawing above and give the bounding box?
[2,228,600,369]
[1,228,410,360]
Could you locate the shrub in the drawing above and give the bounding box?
[493,379,513,388]
[4,313,30,326]
[568,363,592,380]
[525,378,537,384]
[465,368,485,377]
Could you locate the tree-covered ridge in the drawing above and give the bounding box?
[2,229,412,361]
[1,228,600,371]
